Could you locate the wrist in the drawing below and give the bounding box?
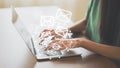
[76,38,86,47]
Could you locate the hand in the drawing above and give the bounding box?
[45,38,83,51]
[39,29,63,44]
[39,29,72,44]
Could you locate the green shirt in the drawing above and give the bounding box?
[86,0,101,43]
[86,0,120,67]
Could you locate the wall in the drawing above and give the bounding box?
[0,0,90,22]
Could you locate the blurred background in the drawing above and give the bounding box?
[0,0,89,22]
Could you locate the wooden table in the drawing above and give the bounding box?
[0,6,117,68]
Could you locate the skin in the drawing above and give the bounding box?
[45,18,120,61]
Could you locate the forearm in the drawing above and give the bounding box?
[79,39,120,60]
[68,18,87,34]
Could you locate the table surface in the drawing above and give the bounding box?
[0,6,117,68]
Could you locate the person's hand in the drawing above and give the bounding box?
[39,29,61,38]
[39,29,72,44]
[39,29,63,44]
[45,38,84,51]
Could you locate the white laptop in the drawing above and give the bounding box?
[11,6,81,61]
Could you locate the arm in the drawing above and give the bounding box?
[79,38,120,60]
[46,37,120,60]
[68,18,87,35]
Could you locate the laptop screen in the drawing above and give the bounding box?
[12,7,36,55]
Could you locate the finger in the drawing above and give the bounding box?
[45,39,62,51]
[55,47,66,51]
[43,29,50,32]
[45,45,52,51]
[54,42,65,51]
[61,40,68,48]
[39,29,52,37]
[51,40,60,43]
[51,30,56,35]
[55,34,62,38]
[39,29,47,36]
[39,40,44,45]
[45,40,59,51]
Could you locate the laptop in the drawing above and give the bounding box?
[11,6,81,61]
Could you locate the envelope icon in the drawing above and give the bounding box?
[55,9,72,23]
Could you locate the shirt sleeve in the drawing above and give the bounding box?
[86,0,93,19]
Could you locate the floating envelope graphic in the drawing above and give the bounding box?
[55,9,72,23]
[40,16,55,27]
